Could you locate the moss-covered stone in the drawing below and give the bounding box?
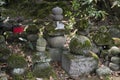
[63,52,75,60]
[108,46,120,56]
[62,52,98,77]
[89,51,99,61]
[7,54,27,68]
[32,51,51,63]
[69,35,92,55]
[92,26,114,46]
[32,62,56,78]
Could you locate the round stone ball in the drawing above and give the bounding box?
[52,7,63,15]
[108,46,120,56]
[69,35,92,55]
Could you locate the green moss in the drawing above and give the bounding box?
[89,51,99,61]
[70,35,92,48]
[33,65,55,78]
[12,75,24,80]
[63,53,75,60]
[69,38,78,50]
[25,71,36,80]
[69,35,92,55]
[0,48,11,59]
[92,32,113,46]
[112,38,120,46]
[84,40,92,47]
[7,54,27,68]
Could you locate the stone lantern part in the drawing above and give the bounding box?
[53,15,63,21]
[52,7,63,15]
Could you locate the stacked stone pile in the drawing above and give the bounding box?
[108,46,120,71]
[46,7,66,61]
[62,35,99,78]
[33,37,53,78]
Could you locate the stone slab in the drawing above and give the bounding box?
[62,52,98,77]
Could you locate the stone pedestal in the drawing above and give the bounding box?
[47,47,63,61]
[62,52,98,77]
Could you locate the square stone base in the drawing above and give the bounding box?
[62,52,98,77]
[47,48,63,61]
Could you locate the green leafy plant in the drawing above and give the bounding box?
[65,0,108,32]
[26,24,39,34]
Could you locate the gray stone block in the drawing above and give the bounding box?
[48,48,63,61]
[111,56,120,64]
[109,62,120,71]
[62,52,98,77]
[96,66,112,76]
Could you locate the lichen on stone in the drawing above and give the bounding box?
[69,35,92,55]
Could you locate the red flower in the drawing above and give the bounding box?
[13,26,24,34]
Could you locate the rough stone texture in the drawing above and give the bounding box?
[111,56,120,64]
[48,48,63,61]
[62,52,98,77]
[36,37,47,47]
[47,36,66,48]
[69,35,92,55]
[96,66,112,76]
[12,68,25,75]
[109,27,120,38]
[52,7,63,15]
[32,62,52,78]
[108,46,120,56]
[36,37,47,52]
[109,62,120,71]
[27,34,38,42]
[36,46,46,52]
[53,15,63,21]
[32,52,51,64]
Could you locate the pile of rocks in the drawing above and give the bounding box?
[46,7,66,61]
[96,46,120,79]
[33,36,53,78]
[108,46,120,71]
